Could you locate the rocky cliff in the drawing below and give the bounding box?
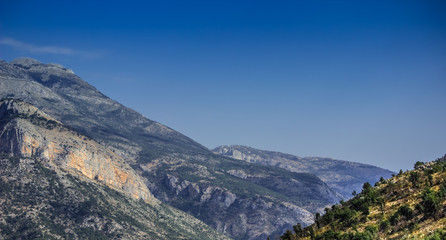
[0,99,155,203]
[213,145,394,199]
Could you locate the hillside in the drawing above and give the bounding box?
[0,99,229,240]
[278,155,446,240]
[0,99,155,203]
[0,58,341,240]
[213,145,394,199]
[0,155,230,240]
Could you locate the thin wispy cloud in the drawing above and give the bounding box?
[0,37,102,58]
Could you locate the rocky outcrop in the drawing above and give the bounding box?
[226,169,248,179]
[0,156,230,240]
[158,173,315,240]
[0,99,156,204]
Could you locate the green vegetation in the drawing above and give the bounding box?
[278,154,446,240]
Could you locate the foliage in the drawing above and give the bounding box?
[279,154,446,240]
[423,227,446,240]
[397,204,413,220]
[418,187,440,217]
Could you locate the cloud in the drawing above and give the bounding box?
[0,37,102,58]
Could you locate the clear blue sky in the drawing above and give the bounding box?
[1,0,445,172]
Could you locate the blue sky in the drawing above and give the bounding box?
[1,0,445,171]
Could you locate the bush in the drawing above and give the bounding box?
[438,182,446,198]
[414,161,424,169]
[409,171,420,188]
[365,224,378,235]
[424,227,446,240]
[315,230,341,240]
[398,204,413,220]
[379,219,390,231]
[389,212,400,226]
[280,230,293,240]
[420,187,440,217]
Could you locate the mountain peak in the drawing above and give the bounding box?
[10,57,42,68]
[10,57,74,74]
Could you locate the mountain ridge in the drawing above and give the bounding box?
[213,145,394,200]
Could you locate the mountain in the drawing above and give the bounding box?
[0,58,341,240]
[279,155,446,240]
[0,99,229,240]
[0,57,207,159]
[213,145,394,199]
[0,99,154,203]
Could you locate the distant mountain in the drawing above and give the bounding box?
[213,145,394,199]
[0,99,228,240]
[0,58,342,240]
[279,155,446,239]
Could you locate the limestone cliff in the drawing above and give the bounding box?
[0,99,156,204]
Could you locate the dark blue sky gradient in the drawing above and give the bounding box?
[1,0,445,171]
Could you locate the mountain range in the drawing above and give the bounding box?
[0,58,394,240]
[213,145,394,200]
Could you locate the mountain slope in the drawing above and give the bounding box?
[0,155,229,240]
[0,99,154,203]
[279,155,446,240]
[0,57,207,160]
[0,58,340,240]
[213,145,394,199]
[0,99,229,240]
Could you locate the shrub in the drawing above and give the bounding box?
[365,224,378,235]
[280,230,293,240]
[420,187,440,217]
[389,212,400,226]
[424,227,446,240]
[398,204,413,220]
[379,219,390,231]
[409,171,420,188]
[414,161,424,169]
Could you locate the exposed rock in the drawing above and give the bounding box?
[227,169,248,179]
[10,57,42,68]
[0,99,156,204]
[0,156,230,240]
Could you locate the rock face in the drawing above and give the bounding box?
[161,173,315,239]
[0,99,155,203]
[0,156,230,240]
[213,145,394,199]
[0,58,344,240]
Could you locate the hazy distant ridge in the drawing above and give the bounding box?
[213,145,394,199]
